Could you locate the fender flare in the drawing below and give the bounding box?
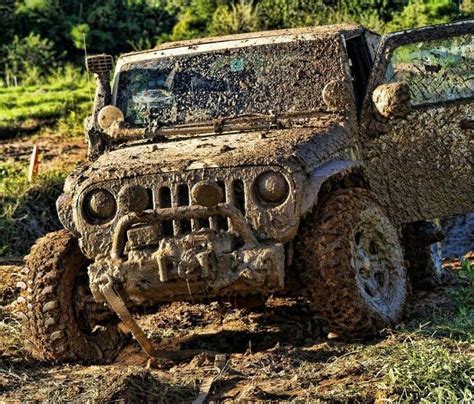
[300,160,368,215]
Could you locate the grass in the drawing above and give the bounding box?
[0,67,90,257]
[362,334,473,402]
[359,261,474,402]
[0,160,66,257]
[0,70,93,138]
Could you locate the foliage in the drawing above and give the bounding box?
[255,0,389,31]
[2,33,56,86]
[388,0,467,31]
[208,1,259,36]
[0,67,93,137]
[9,0,175,71]
[169,0,217,40]
[1,0,469,85]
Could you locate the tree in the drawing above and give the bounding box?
[3,33,55,86]
[0,0,16,84]
[13,0,175,64]
[169,0,218,40]
[388,0,464,31]
[208,1,259,35]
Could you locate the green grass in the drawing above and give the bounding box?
[0,68,90,256]
[0,161,66,257]
[358,261,474,402]
[364,336,472,402]
[0,72,93,138]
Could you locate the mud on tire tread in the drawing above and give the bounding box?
[18,230,125,362]
[295,188,408,338]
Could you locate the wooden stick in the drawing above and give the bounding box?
[28,145,40,183]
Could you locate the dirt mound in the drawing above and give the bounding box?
[0,175,65,257]
[0,133,86,258]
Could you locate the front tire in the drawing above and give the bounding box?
[18,230,125,362]
[295,188,408,338]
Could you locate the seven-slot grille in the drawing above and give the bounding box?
[151,177,246,237]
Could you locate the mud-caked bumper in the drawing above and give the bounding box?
[88,204,285,305]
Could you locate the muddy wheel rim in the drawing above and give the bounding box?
[350,207,407,320]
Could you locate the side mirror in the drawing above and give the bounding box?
[372,82,411,118]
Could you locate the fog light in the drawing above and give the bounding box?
[256,171,288,204]
[192,181,224,207]
[97,105,124,130]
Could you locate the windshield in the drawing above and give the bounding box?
[115,35,345,127]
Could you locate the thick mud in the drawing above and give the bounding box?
[0,261,464,402]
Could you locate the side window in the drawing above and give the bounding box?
[386,34,473,106]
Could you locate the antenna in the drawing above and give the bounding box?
[83,33,93,105]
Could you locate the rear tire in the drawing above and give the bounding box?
[18,230,125,362]
[295,188,408,338]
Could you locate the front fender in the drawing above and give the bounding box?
[300,160,367,215]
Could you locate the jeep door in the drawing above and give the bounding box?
[361,21,473,225]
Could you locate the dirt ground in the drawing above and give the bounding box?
[0,132,86,173]
[0,260,467,403]
[1,133,472,402]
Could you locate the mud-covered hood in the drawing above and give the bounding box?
[76,113,353,185]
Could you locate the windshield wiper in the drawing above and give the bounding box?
[105,110,323,145]
[162,112,276,129]
[153,113,279,137]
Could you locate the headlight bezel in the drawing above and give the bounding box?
[82,188,117,224]
[254,171,289,207]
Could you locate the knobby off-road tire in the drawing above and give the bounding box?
[295,188,408,338]
[18,230,125,362]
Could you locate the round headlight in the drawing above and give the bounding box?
[118,185,150,212]
[255,171,289,204]
[84,189,116,223]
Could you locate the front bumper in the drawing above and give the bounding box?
[88,203,285,305]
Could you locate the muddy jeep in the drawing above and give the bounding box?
[20,22,473,362]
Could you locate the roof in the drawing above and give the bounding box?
[120,23,362,59]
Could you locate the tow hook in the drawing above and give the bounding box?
[99,275,157,358]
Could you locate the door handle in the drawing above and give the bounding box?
[460,118,474,130]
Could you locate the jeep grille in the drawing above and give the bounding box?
[76,166,298,258]
[154,178,246,237]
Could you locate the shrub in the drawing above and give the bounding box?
[208,1,260,36]
[3,33,56,87]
